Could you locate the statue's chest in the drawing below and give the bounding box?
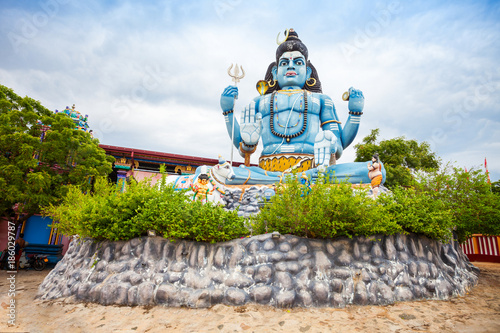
[259,91,319,117]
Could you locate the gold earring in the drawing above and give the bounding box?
[306,78,316,87]
[268,79,277,87]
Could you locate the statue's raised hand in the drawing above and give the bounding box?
[347,87,365,113]
[220,85,238,113]
[240,101,262,146]
[314,130,337,167]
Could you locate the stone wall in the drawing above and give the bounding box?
[37,233,478,308]
[224,186,274,217]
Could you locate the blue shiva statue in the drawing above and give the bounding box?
[220,29,385,185]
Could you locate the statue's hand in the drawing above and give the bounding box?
[220,85,238,113]
[240,101,262,146]
[347,87,365,113]
[314,130,337,167]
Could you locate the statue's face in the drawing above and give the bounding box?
[275,51,309,89]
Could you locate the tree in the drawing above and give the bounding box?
[354,129,440,188]
[414,165,500,243]
[491,180,500,195]
[0,84,114,230]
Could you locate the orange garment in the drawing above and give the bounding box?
[371,175,382,187]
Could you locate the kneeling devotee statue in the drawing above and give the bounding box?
[220,29,384,185]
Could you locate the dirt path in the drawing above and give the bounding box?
[1,262,499,332]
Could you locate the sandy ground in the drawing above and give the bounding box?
[0,262,499,333]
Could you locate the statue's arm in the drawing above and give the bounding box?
[220,85,243,149]
[319,95,343,146]
[317,95,343,160]
[341,87,364,149]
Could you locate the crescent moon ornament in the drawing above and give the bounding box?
[276,29,290,45]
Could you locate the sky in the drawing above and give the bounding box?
[1,0,499,181]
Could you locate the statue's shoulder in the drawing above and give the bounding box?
[253,95,264,103]
[310,92,332,101]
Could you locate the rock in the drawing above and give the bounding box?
[225,288,247,305]
[106,262,127,274]
[254,264,273,283]
[102,246,114,262]
[376,282,394,304]
[156,284,178,304]
[331,293,345,308]
[312,281,329,304]
[384,235,397,260]
[184,271,212,289]
[330,278,343,293]
[353,281,368,305]
[101,282,129,305]
[275,272,294,290]
[297,244,309,255]
[326,243,335,255]
[394,272,411,287]
[371,242,383,257]
[314,251,332,271]
[279,242,291,252]
[408,261,418,277]
[129,272,144,286]
[276,290,296,308]
[263,240,276,250]
[331,268,351,279]
[418,262,430,277]
[127,285,138,306]
[394,286,413,301]
[398,251,410,262]
[225,272,254,288]
[247,241,259,254]
[137,282,155,305]
[250,285,273,303]
[297,289,313,307]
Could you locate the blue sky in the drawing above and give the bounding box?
[1,0,499,180]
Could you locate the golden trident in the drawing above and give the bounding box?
[227,64,245,84]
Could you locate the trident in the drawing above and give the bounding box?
[227,63,245,84]
[227,63,245,166]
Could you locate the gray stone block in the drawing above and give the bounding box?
[276,290,296,308]
[225,288,247,305]
[250,285,273,304]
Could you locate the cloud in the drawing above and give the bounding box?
[1,0,499,181]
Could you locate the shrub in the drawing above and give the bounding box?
[414,165,500,243]
[45,165,500,244]
[44,174,248,243]
[377,187,454,242]
[252,173,403,239]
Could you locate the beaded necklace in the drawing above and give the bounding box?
[270,90,308,143]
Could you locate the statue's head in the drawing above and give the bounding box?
[263,29,322,93]
[198,173,209,185]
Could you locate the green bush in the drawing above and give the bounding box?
[252,173,403,239]
[45,165,500,244]
[414,165,500,243]
[43,175,248,243]
[377,187,454,242]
